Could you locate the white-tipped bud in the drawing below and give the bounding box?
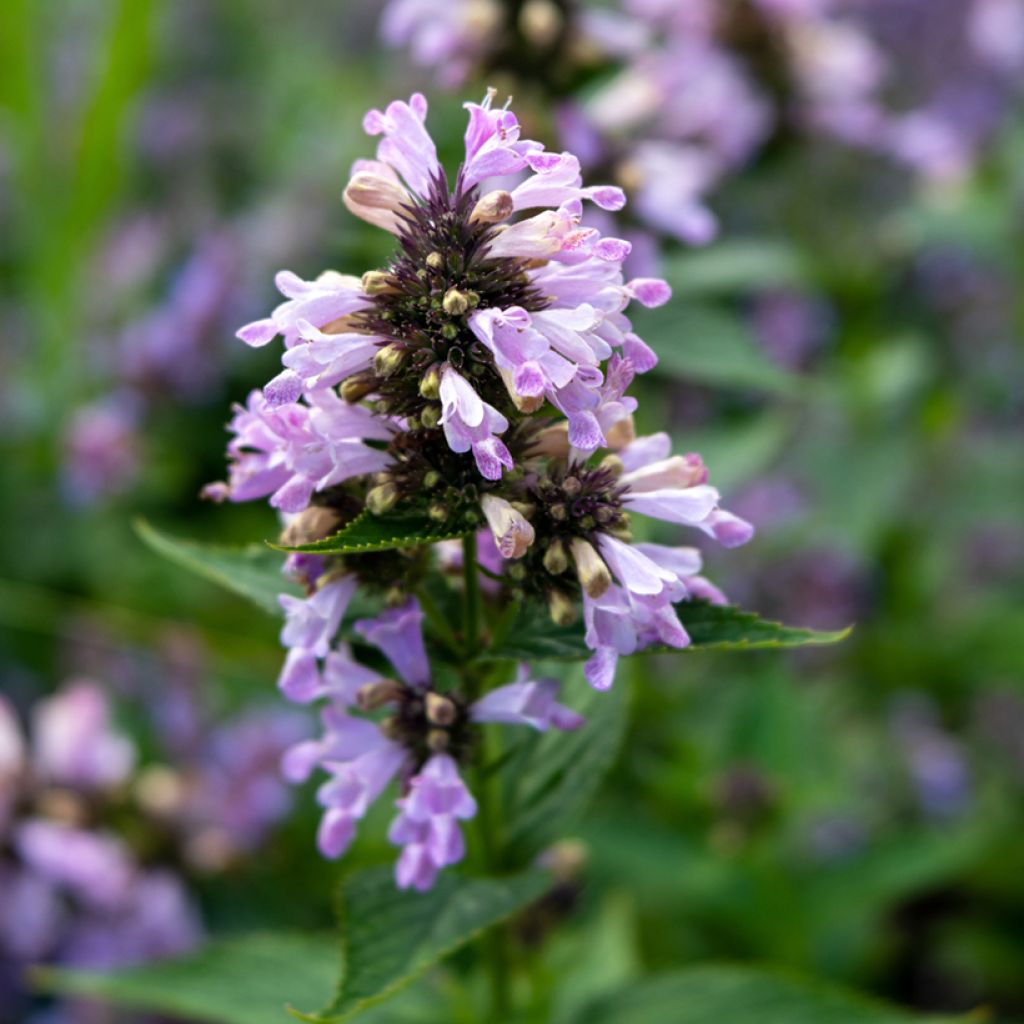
[570,538,612,598]
[543,539,569,575]
[518,0,563,47]
[134,766,186,817]
[280,506,342,547]
[470,189,514,225]
[374,343,408,378]
[424,692,458,726]
[340,375,376,403]
[366,482,399,516]
[361,270,399,295]
[419,365,442,400]
[357,679,405,711]
[343,171,411,234]
[532,422,570,459]
[443,288,470,316]
[599,454,625,478]
[481,494,536,559]
[420,404,441,429]
[548,589,578,626]
[604,414,636,451]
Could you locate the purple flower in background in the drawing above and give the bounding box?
[31,681,136,790]
[61,398,141,505]
[890,694,972,820]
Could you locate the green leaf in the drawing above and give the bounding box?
[660,239,807,298]
[296,867,549,1023]
[565,965,961,1024]
[135,518,299,615]
[272,510,472,555]
[505,668,628,855]
[34,932,338,1024]
[634,304,799,394]
[486,602,851,663]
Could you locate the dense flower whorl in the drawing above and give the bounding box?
[277,595,582,888]
[216,89,755,888]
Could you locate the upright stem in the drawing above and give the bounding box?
[461,532,511,1018]
[462,532,481,665]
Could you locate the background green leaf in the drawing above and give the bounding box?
[297,867,550,1023]
[135,518,299,615]
[564,966,962,1024]
[659,239,807,298]
[487,602,851,662]
[35,933,338,1024]
[634,304,799,393]
[504,668,629,855]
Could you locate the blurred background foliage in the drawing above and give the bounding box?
[1,0,1022,1021]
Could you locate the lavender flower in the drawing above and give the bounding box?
[216,90,752,886]
[221,90,657,501]
[279,598,581,888]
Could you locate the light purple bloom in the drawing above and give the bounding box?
[438,367,514,480]
[354,600,431,689]
[389,753,477,891]
[62,399,141,506]
[31,681,136,791]
[15,820,136,912]
[471,665,585,731]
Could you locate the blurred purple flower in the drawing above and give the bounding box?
[61,398,141,506]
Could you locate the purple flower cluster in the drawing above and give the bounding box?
[0,684,202,1002]
[214,91,752,887]
[380,0,1024,263]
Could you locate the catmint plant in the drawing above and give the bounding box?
[207,90,757,890]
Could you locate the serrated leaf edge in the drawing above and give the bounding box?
[269,510,473,556]
[288,871,549,1024]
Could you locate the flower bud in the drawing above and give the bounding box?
[134,765,186,817]
[481,494,535,559]
[420,365,442,400]
[604,415,635,450]
[562,476,582,496]
[599,454,625,477]
[424,691,458,726]
[420,405,441,429]
[428,503,448,522]
[519,0,562,47]
[340,375,376,403]
[543,539,568,575]
[366,482,399,516]
[469,189,514,225]
[361,270,398,295]
[426,251,445,271]
[343,171,411,234]
[548,589,578,626]
[357,679,405,711]
[570,538,611,598]
[374,343,408,378]
[427,728,451,753]
[532,422,570,458]
[423,470,442,489]
[443,288,470,316]
[281,506,342,547]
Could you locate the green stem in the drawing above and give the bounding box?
[460,534,511,1018]
[462,533,481,666]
